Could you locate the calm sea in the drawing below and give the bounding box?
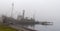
[27,23,59,31]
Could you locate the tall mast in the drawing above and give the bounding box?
[33,14,35,20]
[11,2,14,17]
[23,10,25,19]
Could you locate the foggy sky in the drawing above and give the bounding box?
[0,0,60,22]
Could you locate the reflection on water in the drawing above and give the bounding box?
[21,24,54,31]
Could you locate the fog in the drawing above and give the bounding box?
[0,0,60,31]
[0,0,60,22]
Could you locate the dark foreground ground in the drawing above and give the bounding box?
[0,23,18,31]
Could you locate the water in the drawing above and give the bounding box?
[32,25,54,31]
[11,22,59,31]
[7,18,59,31]
[25,24,59,31]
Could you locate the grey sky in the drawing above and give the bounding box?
[0,0,60,31]
[0,0,60,22]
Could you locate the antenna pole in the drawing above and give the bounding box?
[11,2,14,17]
[23,10,25,19]
[33,13,35,20]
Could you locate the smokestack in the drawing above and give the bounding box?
[23,10,25,19]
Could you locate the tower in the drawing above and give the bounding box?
[11,2,14,17]
[33,13,35,21]
[23,10,25,19]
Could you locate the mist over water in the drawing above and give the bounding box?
[0,0,60,31]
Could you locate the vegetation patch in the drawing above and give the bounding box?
[0,23,18,31]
